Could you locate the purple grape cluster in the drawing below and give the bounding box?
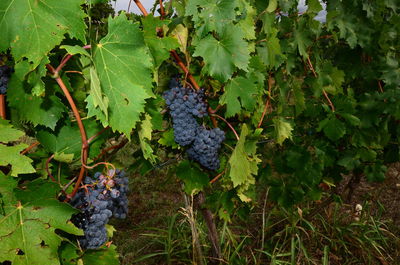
[163,78,208,146]
[0,65,12,95]
[163,78,225,170]
[187,127,225,171]
[70,169,129,249]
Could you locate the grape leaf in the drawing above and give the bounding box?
[257,29,284,69]
[36,120,108,160]
[237,0,256,40]
[193,25,250,82]
[27,56,49,97]
[307,0,323,13]
[273,117,294,145]
[186,0,238,36]
[60,45,91,57]
[176,160,209,194]
[0,178,82,265]
[138,114,156,164]
[0,119,24,142]
[293,19,312,58]
[0,144,35,176]
[219,74,260,117]
[7,60,65,129]
[81,245,120,265]
[318,116,346,141]
[0,0,86,68]
[142,15,179,69]
[89,67,109,119]
[228,125,259,189]
[89,13,154,137]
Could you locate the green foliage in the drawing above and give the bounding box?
[0,0,399,263]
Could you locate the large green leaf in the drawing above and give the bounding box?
[89,13,154,137]
[0,0,86,67]
[7,60,65,129]
[186,0,239,36]
[193,25,250,82]
[0,178,81,265]
[219,73,260,117]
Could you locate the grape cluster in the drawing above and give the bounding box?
[0,65,12,95]
[70,169,129,249]
[187,127,225,170]
[163,78,208,146]
[163,78,225,170]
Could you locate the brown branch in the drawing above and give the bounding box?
[211,114,240,141]
[306,57,335,112]
[159,0,165,19]
[46,154,56,182]
[257,74,273,128]
[20,141,40,155]
[134,0,148,16]
[0,95,6,119]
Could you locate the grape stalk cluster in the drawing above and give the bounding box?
[0,65,12,95]
[70,169,129,249]
[163,78,225,170]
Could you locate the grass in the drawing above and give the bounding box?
[112,164,400,264]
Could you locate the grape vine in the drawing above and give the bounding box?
[0,0,398,264]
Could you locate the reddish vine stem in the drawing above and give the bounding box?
[0,95,6,119]
[257,74,273,128]
[94,139,129,162]
[134,0,148,16]
[46,154,56,182]
[170,50,200,90]
[209,169,226,184]
[87,126,110,144]
[306,57,335,112]
[56,45,91,74]
[159,0,165,19]
[46,64,88,199]
[211,114,240,141]
[20,141,40,155]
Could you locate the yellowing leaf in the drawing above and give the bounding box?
[228,125,259,188]
[273,117,293,145]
